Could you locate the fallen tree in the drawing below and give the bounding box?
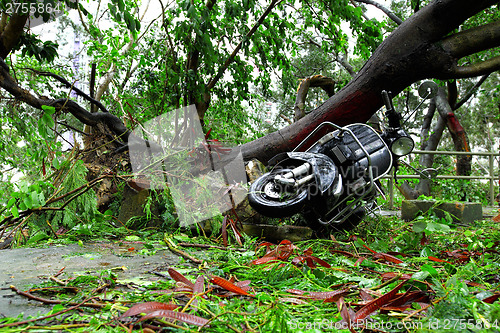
[0,0,499,165]
[240,0,500,164]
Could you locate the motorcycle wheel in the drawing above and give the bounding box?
[248,169,309,218]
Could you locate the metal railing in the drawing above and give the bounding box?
[384,150,500,208]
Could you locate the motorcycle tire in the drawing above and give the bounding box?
[248,169,309,218]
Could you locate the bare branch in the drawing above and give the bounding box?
[454,73,490,110]
[24,68,109,113]
[353,0,403,25]
[207,0,280,90]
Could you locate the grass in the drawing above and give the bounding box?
[1,211,499,332]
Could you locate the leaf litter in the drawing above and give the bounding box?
[1,215,500,332]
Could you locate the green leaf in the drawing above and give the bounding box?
[6,198,16,210]
[413,221,427,233]
[426,222,450,233]
[11,205,19,218]
[421,264,438,277]
[41,105,56,115]
[420,246,435,257]
[24,195,33,209]
[52,158,60,170]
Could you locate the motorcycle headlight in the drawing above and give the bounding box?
[390,136,414,156]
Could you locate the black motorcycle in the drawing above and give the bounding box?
[248,81,438,231]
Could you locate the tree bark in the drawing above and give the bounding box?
[240,0,500,164]
[435,87,472,176]
[0,13,27,58]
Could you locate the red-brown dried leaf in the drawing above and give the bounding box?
[354,280,407,321]
[276,240,295,261]
[173,287,194,294]
[373,252,404,264]
[256,241,275,249]
[309,255,332,268]
[359,289,375,302]
[465,281,486,288]
[228,218,243,246]
[323,289,350,303]
[286,288,350,300]
[428,256,450,264]
[354,257,366,266]
[138,309,209,327]
[420,233,430,246]
[386,251,409,257]
[336,296,357,333]
[287,288,307,295]
[168,268,194,289]
[193,275,205,294]
[251,256,280,265]
[119,302,179,319]
[303,247,314,256]
[381,272,413,281]
[210,276,254,297]
[482,293,500,304]
[305,257,316,269]
[191,276,205,306]
[236,280,251,289]
[362,244,377,254]
[279,297,309,305]
[383,290,429,308]
[168,268,195,289]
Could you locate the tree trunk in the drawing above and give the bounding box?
[435,87,472,176]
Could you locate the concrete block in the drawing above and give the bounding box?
[402,200,483,224]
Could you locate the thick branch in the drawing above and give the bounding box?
[336,53,356,76]
[26,68,109,113]
[435,87,471,176]
[419,98,436,148]
[0,13,27,58]
[95,34,136,101]
[448,55,500,78]
[441,20,500,58]
[0,58,130,142]
[293,75,336,122]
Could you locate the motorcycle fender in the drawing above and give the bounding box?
[278,152,339,194]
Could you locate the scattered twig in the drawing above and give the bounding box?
[164,236,203,264]
[0,288,100,329]
[9,285,105,309]
[177,242,247,252]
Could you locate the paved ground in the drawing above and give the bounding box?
[0,242,184,319]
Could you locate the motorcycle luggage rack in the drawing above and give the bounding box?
[292,122,380,226]
[318,167,376,226]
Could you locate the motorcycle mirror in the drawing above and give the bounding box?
[418,81,438,99]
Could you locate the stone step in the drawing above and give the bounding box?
[401,200,483,224]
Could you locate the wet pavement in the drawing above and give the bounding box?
[0,242,185,319]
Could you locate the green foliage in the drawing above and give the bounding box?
[2,215,499,331]
[14,33,59,63]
